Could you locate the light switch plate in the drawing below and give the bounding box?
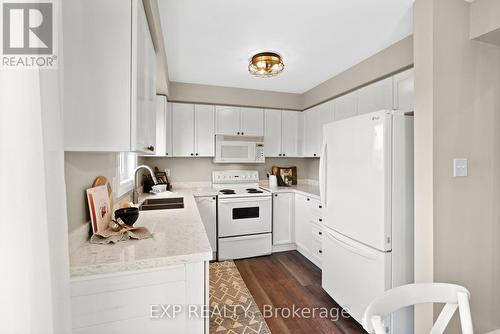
[453,158,468,177]
[164,168,171,177]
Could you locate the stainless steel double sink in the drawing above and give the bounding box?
[139,197,184,211]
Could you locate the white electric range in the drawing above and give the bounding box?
[212,170,272,260]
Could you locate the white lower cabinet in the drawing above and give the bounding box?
[71,263,207,334]
[293,193,323,268]
[272,193,294,246]
[195,196,217,258]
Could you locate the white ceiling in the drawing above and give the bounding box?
[158,0,414,94]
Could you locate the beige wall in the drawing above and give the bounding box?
[414,0,500,332]
[166,36,414,111]
[64,152,132,233]
[168,82,303,111]
[470,0,500,45]
[139,157,319,182]
[301,35,414,110]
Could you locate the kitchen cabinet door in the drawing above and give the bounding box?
[281,111,301,157]
[294,194,311,253]
[131,0,156,154]
[195,196,217,256]
[154,96,167,156]
[264,109,282,157]
[172,103,195,157]
[194,105,215,157]
[393,68,414,113]
[273,193,294,245]
[216,106,240,135]
[165,102,172,156]
[303,106,322,157]
[334,91,358,121]
[240,108,264,136]
[356,77,393,115]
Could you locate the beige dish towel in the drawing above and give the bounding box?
[90,221,152,244]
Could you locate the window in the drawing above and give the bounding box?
[117,152,137,197]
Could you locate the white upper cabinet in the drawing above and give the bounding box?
[194,105,215,156]
[165,102,172,156]
[63,0,156,153]
[215,106,264,136]
[155,96,167,156]
[303,101,333,157]
[215,106,241,135]
[240,108,264,136]
[333,91,358,121]
[172,103,195,157]
[393,68,414,113]
[282,111,302,157]
[264,109,282,157]
[172,103,215,157]
[356,76,394,115]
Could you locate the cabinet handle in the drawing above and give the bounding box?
[147,145,155,152]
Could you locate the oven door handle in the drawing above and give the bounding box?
[218,197,270,204]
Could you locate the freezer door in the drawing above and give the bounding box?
[322,228,391,325]
[324,110,392,251]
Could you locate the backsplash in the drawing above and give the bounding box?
[138,157,320,182]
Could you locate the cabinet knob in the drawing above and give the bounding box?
[278,154,282,156]
[313,153,317,157]
[319,250,323,254]
[319,218,323,222]
[241,132,244,135]
[306,198,310,201]
[147,145,155,152]
[195,153,199,156]
[274,194,278,197]
[190,153,194,156]
[319,231,322,235]
[237,132,240,135]
[283,153,286,156]
[319,205,322,209]
[212,197,216,200]
[166,153,169,156]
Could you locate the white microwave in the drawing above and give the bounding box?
[214,135,265,163]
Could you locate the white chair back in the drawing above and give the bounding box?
[362,283,473,334]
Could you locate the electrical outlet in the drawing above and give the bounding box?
[453,158,468,177]
[164,168,171,177]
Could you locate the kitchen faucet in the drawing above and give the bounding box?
[132,165,158,204]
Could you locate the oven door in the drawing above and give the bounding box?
[218,197,272,237]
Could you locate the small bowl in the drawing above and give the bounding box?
[114,207,139,226]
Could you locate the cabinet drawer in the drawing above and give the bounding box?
[311,223,323,240]
[310,234,323,260]
[72,280,186,328]
[306,198,323,217]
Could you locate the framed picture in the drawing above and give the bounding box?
[86,185,111,234]
[272,166,298,186]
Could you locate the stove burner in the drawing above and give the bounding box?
[219,189,235,195]
[247,189,263,194]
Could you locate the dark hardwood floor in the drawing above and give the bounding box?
[234,251,367,334]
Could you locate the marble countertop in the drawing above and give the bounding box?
[259,182,321,199]
[70,188,217,278]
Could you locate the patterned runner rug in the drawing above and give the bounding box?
[209,261,271,334]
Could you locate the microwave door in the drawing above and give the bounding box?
[218,142,254,162]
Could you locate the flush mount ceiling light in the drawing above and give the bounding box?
[248,52,284,78]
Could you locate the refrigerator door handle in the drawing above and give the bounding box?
[319,138,327,208]
[325,230,379,260]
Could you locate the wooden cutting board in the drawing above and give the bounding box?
[92,176,113,210]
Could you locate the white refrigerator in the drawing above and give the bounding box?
[319,110,414,333]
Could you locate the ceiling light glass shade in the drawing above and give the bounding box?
[248,52,284,77]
